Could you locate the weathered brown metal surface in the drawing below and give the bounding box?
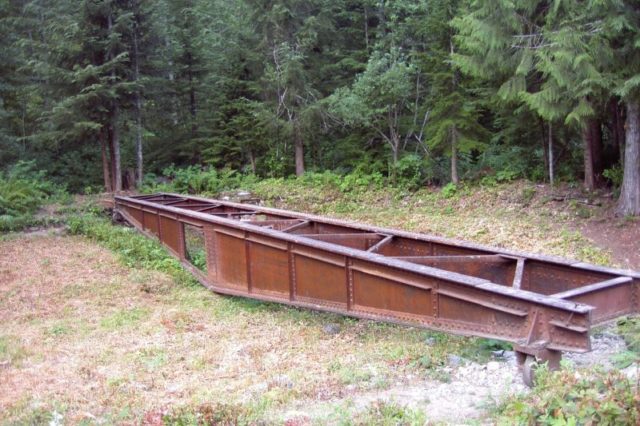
[114,193,640,373]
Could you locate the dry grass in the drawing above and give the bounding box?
[254,180,616,266]
[0,235,464,424]
[1,181,633,424]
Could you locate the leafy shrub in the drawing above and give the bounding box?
[441,182,458,198]
[496,366,639,425]
[0,177,44,217]
[475,145,530,181]
[603,165,624,190]
[298,171,341,188]
[393,154,424,190]
[0,161,67,232]
[143,165,260,196]
[339,169,385,193]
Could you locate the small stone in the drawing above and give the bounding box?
[486,361,500,372]
[49,411,64,426]
[425,337,437,346]
[502,351,516,362]
[322,323,341,335]
[253,383,268,394]
[622,364,639,380]
[165,383,181,393]
[271,375,294,389]
[447,354,463,367]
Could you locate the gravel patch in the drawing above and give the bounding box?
[287,323,632,424]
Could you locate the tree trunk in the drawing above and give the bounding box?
[107,10,121,192]
[111,105,122,192]
[248,150,256,174]
[451,125,459,184]
[540,119,549,182]
[101,129,112,192]
[187,50,197,138]
[135,95,143,187]
[549,121,554,186]
[133,15,143,187]
[590,119,603,185]
[583,124,595,191]
[364,5,369,52]
[616,100,640,216]
[609,98,624,162]
[390,136,399,184]
[107,125,116,190]
[294,120,305,176]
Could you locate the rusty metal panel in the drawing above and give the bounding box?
[159,215,184,257]
[203,226,218,282]
[306,233,383,250]
[351,260,434,320]
[522,261,615,295]
[113,193,640,367]
[142,209,160,237]
[214,227,248,290]
[292,245,348,308]
[398,255,517,286]
[558,279,634,324]
[431,242,490,256]
[247,234,290,298]
[125,205,143,227]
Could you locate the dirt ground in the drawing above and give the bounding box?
[0,235,495,424]
[575,216,640,270]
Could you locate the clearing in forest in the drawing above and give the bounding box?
[1,184,639,424]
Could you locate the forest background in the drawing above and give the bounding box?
[1,0,639,215]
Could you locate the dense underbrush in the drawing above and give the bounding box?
[495,366,639,425]
[0,161,69,232]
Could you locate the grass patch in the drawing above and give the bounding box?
[134,347,168,372]
[100,307,149,330]
[0,335,28,366]
[163,401,269,426]
[45,322,73,337]
[329,361,374,386]
[353,401,427,426]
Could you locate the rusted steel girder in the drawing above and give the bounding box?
[114,193,640,385]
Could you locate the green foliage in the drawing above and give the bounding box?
[617,316,640,368]
[353,401,427,426]
[338,169,385,193]
[496,366,639,425]
[441,182,458,198]
[0,177,43,217]
[0,161,67,232]
[1,0,637,199]
[603,165,624,189]
[144,165,260,196]
[392,154,424,190]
